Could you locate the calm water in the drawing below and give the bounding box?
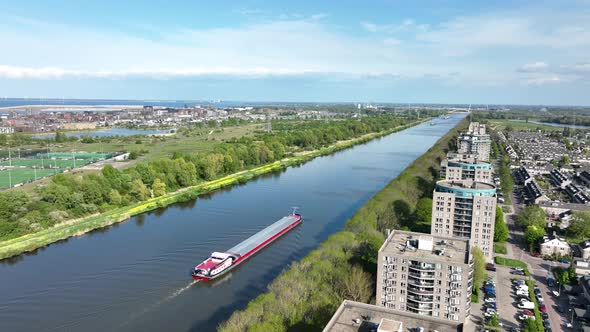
[33,128,172,139]
[0,114,465,332]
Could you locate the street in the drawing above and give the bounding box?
[498,189,571,331]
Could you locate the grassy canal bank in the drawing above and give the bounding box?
[0,119,428,260]
[218,118,468,332]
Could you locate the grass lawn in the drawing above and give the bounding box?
[494,242,507,254]
[488,119,564,132]
[495,256,530,275]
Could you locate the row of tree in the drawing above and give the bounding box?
[0,115,414,241]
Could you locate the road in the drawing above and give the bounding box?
[500,189,570,331]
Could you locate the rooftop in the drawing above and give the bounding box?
[436,180,496,191]
[323,300,463,332]
[379,230,470,265]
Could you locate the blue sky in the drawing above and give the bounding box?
[1,0,589,105]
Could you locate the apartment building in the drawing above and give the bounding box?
[440,156,493,183]
[323,300,463,332]
[431,180,497,259]
[468,122,486,135]
[457,123,491,162]
[376,230,473,323]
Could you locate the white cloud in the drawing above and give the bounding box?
[526,76,564,85]
[0,65,312,79]
[518,62,549,72]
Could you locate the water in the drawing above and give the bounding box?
[0,114,465,332]
[32,128,173,139]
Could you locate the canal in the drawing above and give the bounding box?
[0,114,465,332]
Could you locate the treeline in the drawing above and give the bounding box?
[0,115,415,241]
[218,118,468,332]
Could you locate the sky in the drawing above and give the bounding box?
[1,0,590,105]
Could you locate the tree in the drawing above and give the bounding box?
[414,198,432,225]
[336,265,373,302]
[518,205,547,228]
[525,225,546,254]
[129,151,139,160]
[494,206,509,242]
[128,178,149,201]
[472,247,486,300]
[569,212,590,238]
[558,155,571,167]
[152,178,167,197]
[55,130,67,142]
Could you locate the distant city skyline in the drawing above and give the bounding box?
[1,1,590,105]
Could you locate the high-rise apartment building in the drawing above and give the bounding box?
[376,230,473,323]
[431,180,497,259]
[441,155,493,183]
[457,122,491,161]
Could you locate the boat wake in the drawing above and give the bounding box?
[118,280,199,328]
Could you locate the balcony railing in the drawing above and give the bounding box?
[406,301,434,311]
[407,286,435,295]
[409,263,435,271]
[408,271,436,279]
[407,278,435,288]
[406,295,434,303]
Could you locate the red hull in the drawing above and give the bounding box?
[192,214,302,281]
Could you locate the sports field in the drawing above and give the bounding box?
[0,169,60,189]
[0,159,93,168]
[0,151,114,189]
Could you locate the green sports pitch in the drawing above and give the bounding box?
[0,159,93,168]
[0,168,61,189]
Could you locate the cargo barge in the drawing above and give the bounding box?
[191,210,302,281]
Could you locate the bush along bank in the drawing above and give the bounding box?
[0,118,429,260]
[218,118,469,332]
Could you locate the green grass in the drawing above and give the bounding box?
[0,119,429,260]
[527,279,545,331]
[495,256,530,275]
[0,169,61,189]
[218,118,468,332]
[0,159,93,168]
[494,242,507,254]
[488,119,564,132]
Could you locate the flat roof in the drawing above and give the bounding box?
[436,180,496,191]
[323,300,462,332]
[379,230,470,265]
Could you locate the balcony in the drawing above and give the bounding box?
[408,271,435,279]
[407,285,435,295]
[406,295,434,303]
[409,263,435,271]
[407,278,435,288]
[406,301,434,311]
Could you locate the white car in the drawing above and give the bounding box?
[518,314,535,321]
[552,290,560,296]
[484,297,496,303]
[516,290,529,296]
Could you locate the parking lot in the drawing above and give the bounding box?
[496,266,521,330]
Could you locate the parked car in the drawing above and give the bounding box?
[540,312,549,320]
[484,287,495,293]
[534,252,541,257]
[486,263,497,271]
[484,297,496,303]
[486,303,497,309]
[518,314,535,321]
[512,270,526,275]
[552,290,560,296]
[560,259,570,264]
[517,301,535,309]
[516,290,529,296]
[539,304,547,313]
[523,309,535,316]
